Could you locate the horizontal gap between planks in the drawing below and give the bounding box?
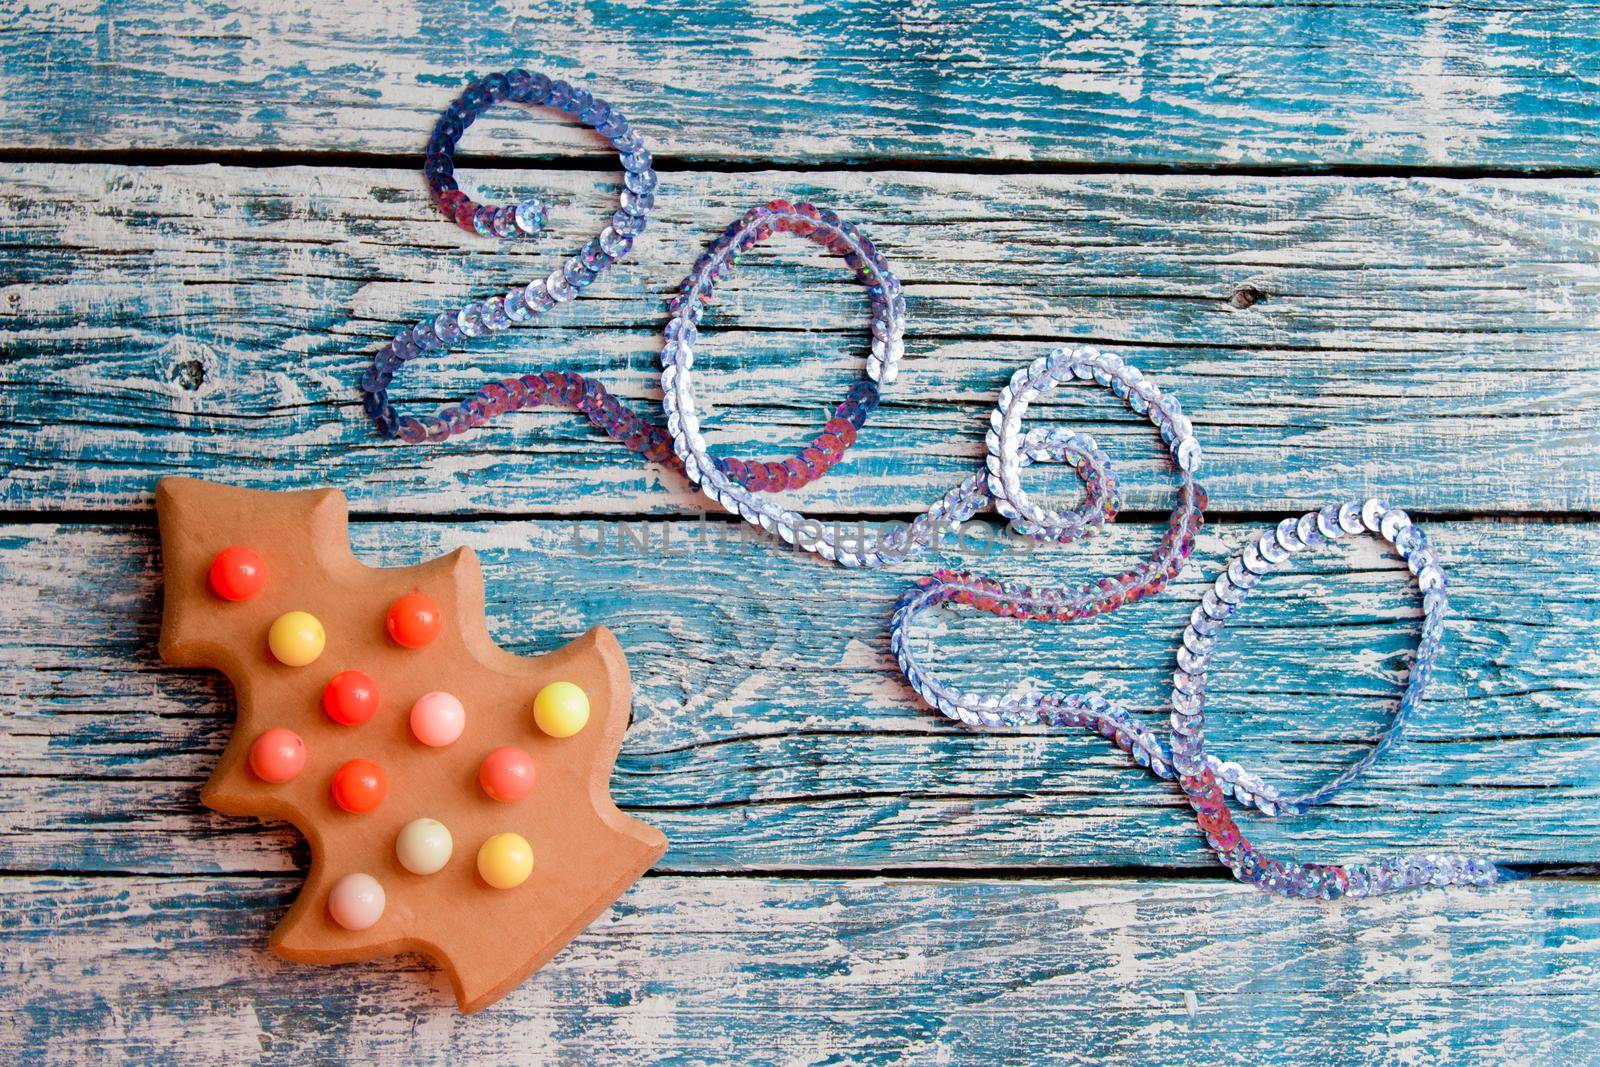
[0,863,1592,884]
[1,508,1598,527]
[6,145,1600,181]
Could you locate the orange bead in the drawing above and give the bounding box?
[208,546,266,601]
[386,592,442,648]
[330,758,387,813]
[478,746,537,802]
[322,670,380,726]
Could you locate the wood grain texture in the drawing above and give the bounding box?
[4,517,1596,874]
[3,1,1599,168]
[4,163,1599,515]
[3,873,1597,1064]
[5,0,1600,1052]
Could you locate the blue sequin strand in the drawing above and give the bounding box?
[359,69,657,443]
[361,75,885,489]
[363,72,1518,901]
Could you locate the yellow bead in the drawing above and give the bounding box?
[476,832,533,889]
[533,680,589,738]
[268,610,325,667]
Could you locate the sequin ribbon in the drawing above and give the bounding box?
[362,72,1518,900]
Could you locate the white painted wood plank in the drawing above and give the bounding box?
[4,164,1599,514]
[2,1,1597,168]
[3,518,1595,872]
[1,873,1595,1063]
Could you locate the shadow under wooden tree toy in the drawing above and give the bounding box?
[155,476,666,1012]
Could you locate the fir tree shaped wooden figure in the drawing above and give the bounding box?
[155,477,666,1012]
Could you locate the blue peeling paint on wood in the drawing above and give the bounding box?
[4,165,1600,515]
[5,1,1600,168]
[3,874,1597,1062]
[3,518,1596,875]
[3,0,1599,1056]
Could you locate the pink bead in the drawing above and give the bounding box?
[248,728,306,783]
[409,691,466,747]
[327,873,385,931]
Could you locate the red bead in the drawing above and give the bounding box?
[322,670,380,726]
[208,546,266,601]
[386,592,442,649]
[478,746,537,802]
[248,728,305,783]
[330,758,387,813]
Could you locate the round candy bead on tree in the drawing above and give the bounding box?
[208,545,266,601]
[328,873,386,931]
[322,670,380,726]
[395,818,454,875]
[248,728,306,783]
[268,610,325,667]
[410,691,466,747]
[330,758,387,813]
[478,746,536,802]
[532,681,589,737]
[386,592,443,649]
[476,832,533,889]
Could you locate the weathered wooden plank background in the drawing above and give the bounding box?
[3,1,1599,1063]
[9,876,1599,1063]
[6,165,1600,516]
[4,519,1599,874]
[5,0,1600,168]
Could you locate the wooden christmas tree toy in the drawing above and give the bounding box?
[155,477,666,1012]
